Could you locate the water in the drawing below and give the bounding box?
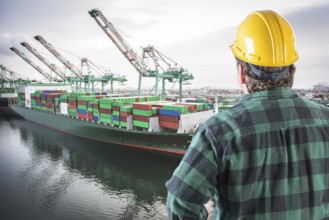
[0,114,181,220]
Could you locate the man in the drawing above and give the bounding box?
[166,10,329,219]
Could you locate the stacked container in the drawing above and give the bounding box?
[99,98,113,124]
[77,95,95,120]
[119,105,133,128]
[40,93,47,111]
[46,93,61,113]
[112,100,123,126]
[132,102,158,129]
[218,98,238,111]
[29,90,66,113]
[59,95,68,115]
[68,95,78,118]
[90,99,100,122]
[159,104,187,130]
[30,93,36,109]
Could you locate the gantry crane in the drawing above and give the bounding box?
[10,47,57,82]
[0,65,30,91]
[0,65,13,90]
[34,35,84,80]
[88,8,194,101]
[34,35,126,93]
[80,58,127,93]
[88,9,148,96]
[141,45,194,101]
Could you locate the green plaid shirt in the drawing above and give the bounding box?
[166,87,329,219]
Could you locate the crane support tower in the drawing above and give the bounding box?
[80,58,127,93]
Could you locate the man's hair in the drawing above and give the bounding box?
[236,58,296,93]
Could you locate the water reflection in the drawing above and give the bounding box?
[2,117,181,219]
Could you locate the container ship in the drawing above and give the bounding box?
[10,84,217,156]
[7,9,240,157]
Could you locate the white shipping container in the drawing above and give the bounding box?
[178,110,214,134]
[60,103,68,115]
[125,115,133,130]
[148,117,160,132]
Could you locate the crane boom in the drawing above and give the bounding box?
[34,35,83,79]
[0,65,30,89]
[89,9,147,76]
[10,47,55,81]
[0,65,12,82]
[21,42,66,81]
[0,65,29,81]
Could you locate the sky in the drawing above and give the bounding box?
[1,0,328,90]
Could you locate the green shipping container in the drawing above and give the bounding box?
[133,120,149,128]
[100,117,112,124]
[99,103,112,109]
[99,113,112,119]
[120,105,133,112]
[120,121,127,127]
[133,109,153,117]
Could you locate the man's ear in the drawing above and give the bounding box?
[238,64,250,94]
[238,64,246,84]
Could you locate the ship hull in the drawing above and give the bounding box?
[11,105,192,156]
[0,97,16,116]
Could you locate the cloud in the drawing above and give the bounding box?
[285,2,329,29]
[153,26,238,88]
[282,3,329,86]
[1,0,328,88]
[285,2,329,51]
[0,33,31,56]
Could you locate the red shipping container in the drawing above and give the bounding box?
[132,103,153,110]
[159,115,179,122]
[68,104,77,109]
[99,108,112,114]
[132,115,150,122]
[78,100,88,106]
[120,112,132,117]
[47,103,54,108]
[151,104,164,108]
[113,106,120,111]
[159,121,179,129]
[78,113,88,119]
[176,103,196,112]
[120,116,128,122]
[69,100,77,106]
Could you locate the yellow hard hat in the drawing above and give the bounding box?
[230,10,298,67]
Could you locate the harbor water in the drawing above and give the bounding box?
[0,114,181,219]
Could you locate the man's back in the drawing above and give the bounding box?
[166,87,329,219]
[209,87,329,219]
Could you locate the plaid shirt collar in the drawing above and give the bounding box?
[240,87,298,102]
